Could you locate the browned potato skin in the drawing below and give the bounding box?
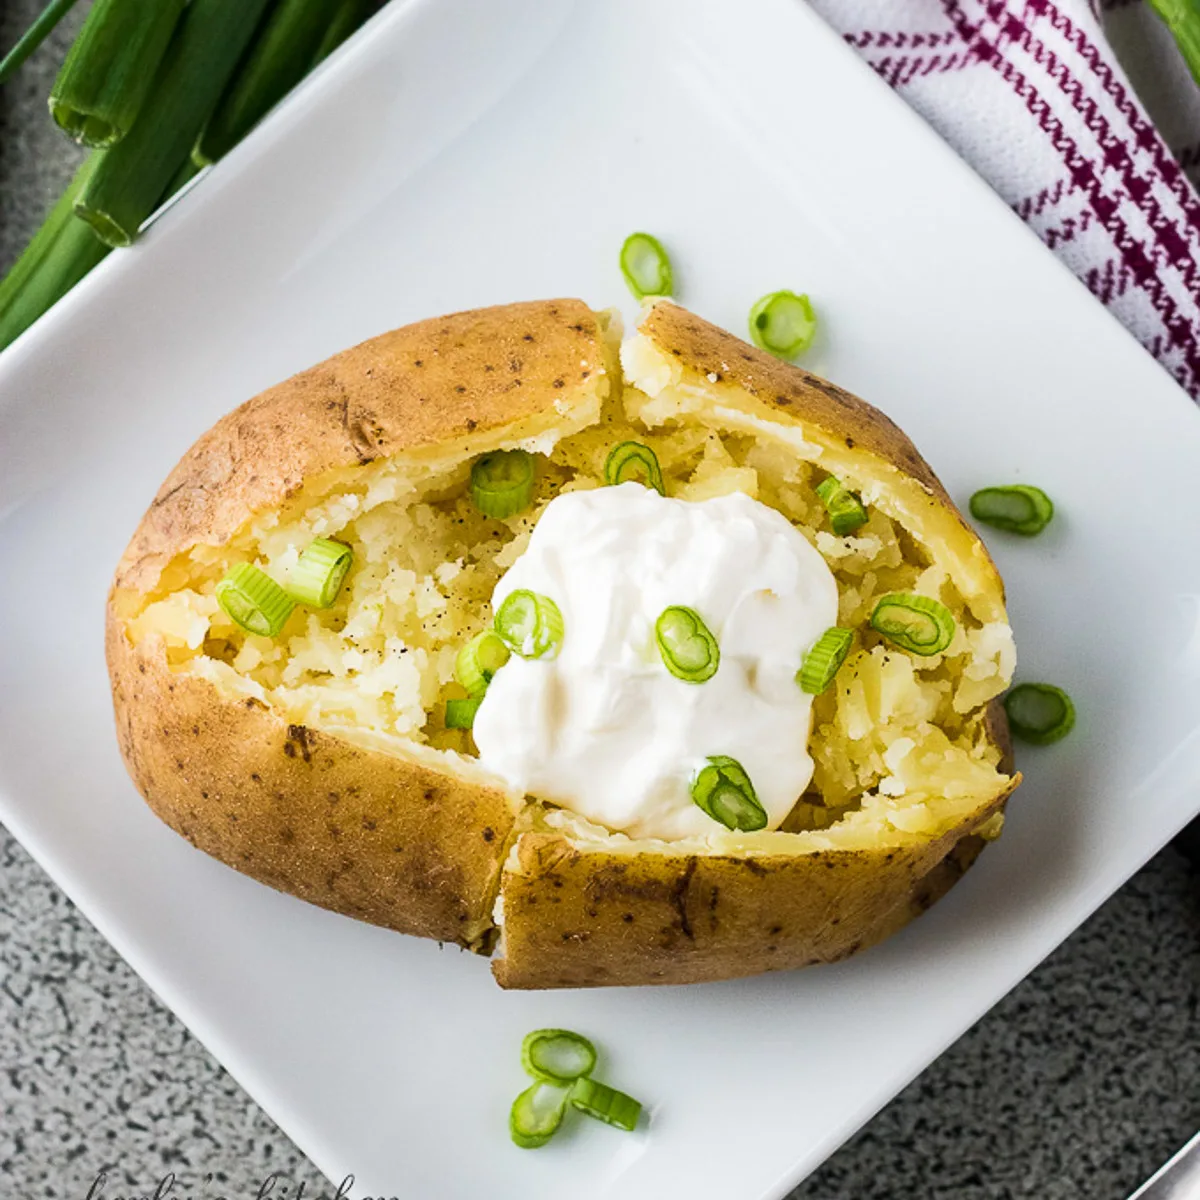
[113,300,606,594]
[108,300,606,946]
[108,298,1018,983]
[493,700,1017,989]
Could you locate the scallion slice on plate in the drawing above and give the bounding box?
[816,475,868,536]
[569,1078,643,1132]
[287,538,352,608]
[690,755,767,832]
[215,563,294,637]
[619,232,673,300]
[509,1081,570,1149]
[495,589,564,660]
[603,440,665,494]
[521,1029,598,1085]
[969,484,1054,536]
[797,627,853,694]
[655,605,720,683]
[1004,683,1075,745]
[748,290,816,358]
[870,593,956,657]
[470,449,535,519]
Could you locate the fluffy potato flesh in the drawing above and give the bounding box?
[126,347,1012,847]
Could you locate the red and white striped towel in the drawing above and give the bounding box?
[807,0,1200,400]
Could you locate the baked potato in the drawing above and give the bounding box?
[107,298,1019,988]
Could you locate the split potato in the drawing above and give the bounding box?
[107,299,1018,987]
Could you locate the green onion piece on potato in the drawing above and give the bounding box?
[495,590,564,660]
[444,697,483,729]
[690,755,767,832]
[816,475,868,536]
[454,630,511,696]
[287,538,352,609]
[470,449,536,519]
[797,627,854,695]
[870,593,956,657]
[603,440,665,494]
[215,563,295,637]
[655,605,720,683]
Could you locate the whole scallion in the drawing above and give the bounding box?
[74,0,274,248]
[49,0,187,147]
[0,158,110,351]
[194,0,346,167]
[0,0,81,86]
[310,0,377,67]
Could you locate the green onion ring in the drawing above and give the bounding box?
[815,476,868,536]
[444,697,482,729]
[797,627,854,694]
[569,1078,643,1132]
[510,1081,570,1149]
[495,589,565,660]
[215,563,294,637]
[603,440,665,495]
[287,538,352,608]
[748,290,816,359]
[454,630,512,696]
[969,485,1055,536]
[521,1029,598,1085]
[1004,683,1075,745]
[869,593,956,657]
[619,232,673,300]
[690,755,767,832]
[655,605,720,683]
[470,449,536,519]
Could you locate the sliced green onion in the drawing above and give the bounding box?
[521,1029,597,1085]
[619,232,672,300]
[74,0,275,248]
[445,697,482,729]
[454,630,511,696]
[49,0,187,148]
[748,290,816,359]
[569,1078,642,1132]
[870,593,956,657]
[690,755,767,832]
[1004,683,1075,745]
[469,450,536,519]
[194,0,345,167]
[655,606,720,683]
[603,441,665,495]
[287,538,352,608]
[495,590,564,660]
[215,563,295,637]
[797,627,854,695]
[969,485,1055,536]
[816,476,868,536]
[510,1081,570,1149]
[0,0,81,86]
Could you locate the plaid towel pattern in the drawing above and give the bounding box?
[807,0,1200,400]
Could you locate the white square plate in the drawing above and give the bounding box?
[2,0,1199,1196]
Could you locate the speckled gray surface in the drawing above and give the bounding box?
[1,3,1198,1197]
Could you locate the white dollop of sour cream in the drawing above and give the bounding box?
[472,485,839,840]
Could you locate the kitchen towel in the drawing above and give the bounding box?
[807,0,1200,400]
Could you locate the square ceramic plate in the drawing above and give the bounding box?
[2,0,1199,1196]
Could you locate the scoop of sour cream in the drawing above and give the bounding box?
[472,484,839,840]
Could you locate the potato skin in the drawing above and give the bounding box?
[107,612,517,945]
[492,781,1016,989]
[108,300,606,946]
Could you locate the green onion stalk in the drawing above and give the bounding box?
[0,0,81,85]
[311,0,378,67]
[1146,0,1200,86]
[194,0,348,168]
[49,0,187,147]
[75,0,275,248]
[0,157,110,352]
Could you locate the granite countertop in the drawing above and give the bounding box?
[2,3,1198,1196]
